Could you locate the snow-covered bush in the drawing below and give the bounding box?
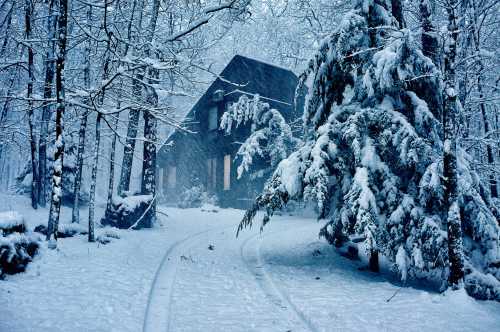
[0,232,41,278]
[34,222,88,238]
[220,94,298,179]
[178,185,218,209]
[464,268,500,301]
[0,212,40,278]
[0,211,26,235]
[101,194,154,229]
[96,228,120,245]
[237,0,499,299]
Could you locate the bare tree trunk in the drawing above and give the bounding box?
[88,113,101,243]
[117,0,145,197]
[478,75,498,198]
[105,115,119,214]
[140,0,161,227]
[71,4,92,223]
[47,0,69,248]
[25,0,39,209]
[39,0,58,207]
[391,0,406,28]
[420,0,440,66]
[117,106,140,196]
[141,109,157,227]
[0,2,13,56]
[469,0,498,199]
[443,0,464,289]
[72,114,88,223]
[88,0,112,240]
[369,250,380,272]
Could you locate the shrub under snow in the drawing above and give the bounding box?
[34,222,88,238]
[0,211,40,278]
[178,185,218,209]
[101,195,154,229]
[0,211,26,235]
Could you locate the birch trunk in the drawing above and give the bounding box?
[39,0,58,207]
[105,115,119,214]
[71,4,92,223]
[88,113,101,242]
[25,0,39,209]
[88,0,112,240]
[47,0,69,248]
[72,114,88,223]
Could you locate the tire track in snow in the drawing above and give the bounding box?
[143,225,234,332]
[240,230,319,332]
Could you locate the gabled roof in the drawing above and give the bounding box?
[191,54,298,118]
[164,55,299,145]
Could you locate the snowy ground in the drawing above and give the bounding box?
[1,193,499,332]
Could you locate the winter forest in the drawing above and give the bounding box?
[0,0,499,331]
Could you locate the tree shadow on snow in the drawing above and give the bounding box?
[260,239,441,295]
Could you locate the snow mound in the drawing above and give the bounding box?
[101,195,154,229]
[0,211,26,235]
[34,223,88,238]
[0,232,41,277]
[465,270,500,301]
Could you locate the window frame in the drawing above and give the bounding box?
[208,106,218,131]
[223,154,231,191]
[167,166,176,189]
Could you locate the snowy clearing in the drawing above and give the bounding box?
[0,194,499,332]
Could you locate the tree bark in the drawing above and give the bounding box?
[72,114,88,223]
[88,0,112,240]
[420,0,440,66]
[117,106,140,196]
[369,250,380,272]
[105,115,119,214]
[140,0,161,227]
[46,0,69,248]
[71,4,92,223]
[39,0,58,207]
[117,0,145,197]
[88,113,101,243]
[443,0,464,289]
[391,0,406,28]
[25,0,39,209]
[469,0,498,198]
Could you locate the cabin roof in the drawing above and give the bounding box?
[164,55,299,144]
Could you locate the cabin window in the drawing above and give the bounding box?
[207,158,217,190]
[208,106,218,131]
[223,103,233,136]
[158,168,164,195]
[167,166,176,189]
[224,155,231,191]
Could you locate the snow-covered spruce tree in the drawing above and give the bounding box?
[237,0,499,299]
[220,94,297,180]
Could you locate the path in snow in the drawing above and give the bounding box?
[150,211,500,332]
[143,225,236,332]
[145,216,314,332]
[1,196,499,332]
[241,229,319,332]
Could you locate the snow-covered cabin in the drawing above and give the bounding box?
[158,55,304,208]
